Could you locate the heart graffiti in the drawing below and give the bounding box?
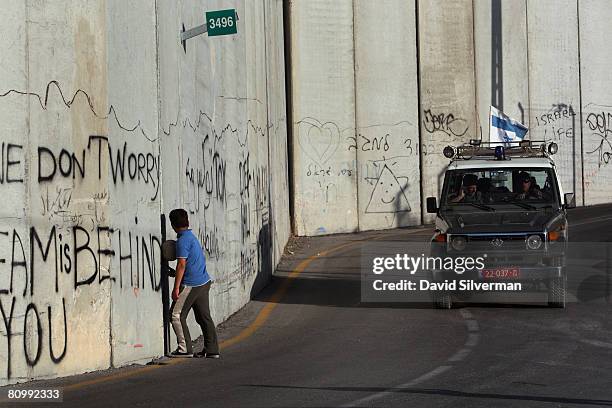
[297,117,341,166]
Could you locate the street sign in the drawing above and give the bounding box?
[206,9,238,36]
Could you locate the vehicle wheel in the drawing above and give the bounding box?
[548,276,566,308]
[433,291,453,309]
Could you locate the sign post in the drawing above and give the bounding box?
[180,9,238,50]
[206,9,238,37]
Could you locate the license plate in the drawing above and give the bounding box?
[480,267,520,279]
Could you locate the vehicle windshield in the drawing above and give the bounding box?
[442,168,559,210]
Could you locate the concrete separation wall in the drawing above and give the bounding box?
[289,0,358,236]
[354,0,421,231]
[289,0,422,235]
[578,0,612,205]
[526,0,583,205]
[418,0,477,224]
[289,0,612,236]
[0,0,289,386]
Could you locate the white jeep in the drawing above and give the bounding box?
[426,141,575,309]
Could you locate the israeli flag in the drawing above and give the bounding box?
[490,106,528,145]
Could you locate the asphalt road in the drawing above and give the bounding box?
[4,205,612,407]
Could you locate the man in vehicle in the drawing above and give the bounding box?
[450,174,482,203]
[516,171,544,200]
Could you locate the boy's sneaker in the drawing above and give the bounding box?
[194,351,220,359]
[170,349,193,358]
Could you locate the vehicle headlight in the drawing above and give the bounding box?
[526,234,543,250]
[451,236,467,251]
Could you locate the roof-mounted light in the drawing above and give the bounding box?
[548,142,558,155]
[494,146,505,160]
[443,146,455,158]
[469,139,481,146]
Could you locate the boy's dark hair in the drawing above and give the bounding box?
[169,209,189,229]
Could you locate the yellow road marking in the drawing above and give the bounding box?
[63,239,361,392]
[219,240,358,349]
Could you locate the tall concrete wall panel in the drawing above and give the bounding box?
[0,0,289,386]
[264,0,290,267]
[354,0,421,230]
[0,0,29,383]
[474,0,529,135]
[288,1,612,234]
[579,0,612,204]
[157,0,289,352]
[0,0,115,383]
[105,0,163,368]
[527,0,583,202]
[289,0,358,236]
[418,0,477,222]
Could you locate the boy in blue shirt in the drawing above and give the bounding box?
[169,209,219,358]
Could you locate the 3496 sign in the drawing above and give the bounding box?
[206,9,238,36]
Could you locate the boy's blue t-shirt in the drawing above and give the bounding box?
[176,229,211,287]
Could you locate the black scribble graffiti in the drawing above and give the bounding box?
[0,221,162,379]
[93,191,108,201]
[365,164,411,214]
[533,103,576,127]
[364,155,411,188]
[184,132,228,213]
[359,134,390,152]
[357,120,414,130]
[0,142,24,184]
[41,186,73,217]
[423,109,469,137]
[586,131,612,168]
[306,163,332,177]
[0,224,161,297]
[0,80,265,144]
[346,135,357,151]
[586,111,612,138]
[552,103,573,115]
[346,121,417,152]
[348,133,386,152]
[1,296,68,378]
[338,120,415,135]
[403,138,415,155]
[0,80,158,141]
[217,95,263,105]
[585,106,612,168]
[531,103,576,141]
[164,109,239,141]
[296,117,341,166]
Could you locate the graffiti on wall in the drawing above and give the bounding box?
[423,109,469,138]
[584,104,612,168]
[0,77,278,383]
[296,116,420,229]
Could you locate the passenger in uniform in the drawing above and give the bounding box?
[516,171,543,200]
[450,174,482,203]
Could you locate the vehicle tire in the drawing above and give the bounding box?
[433,291,453,309]
[547,276,566,308]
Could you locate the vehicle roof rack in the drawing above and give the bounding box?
[444,140,558,160]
